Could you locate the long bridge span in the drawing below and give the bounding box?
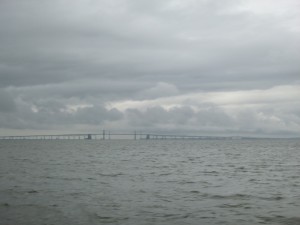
[0,131,240,140]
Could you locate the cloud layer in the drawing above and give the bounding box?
[0,0,299,137]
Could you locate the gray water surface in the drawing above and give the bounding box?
[0,139,300,225]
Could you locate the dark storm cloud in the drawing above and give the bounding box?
[0,0,299,136]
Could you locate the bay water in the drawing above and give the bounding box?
[0,139,299,225]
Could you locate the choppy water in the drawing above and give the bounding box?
[0,139,300,225]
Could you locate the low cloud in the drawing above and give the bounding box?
[125,105,233,132]
[1,84,299,137]
[0,99,123,131]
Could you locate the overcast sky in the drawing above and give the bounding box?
[0,0,299,137]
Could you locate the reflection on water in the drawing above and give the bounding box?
[0,139,300,225]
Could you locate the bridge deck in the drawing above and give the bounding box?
[0,131,239,140]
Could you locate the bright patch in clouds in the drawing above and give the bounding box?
[110,84,300,111]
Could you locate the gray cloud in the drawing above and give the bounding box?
[0,99,123,130]
[126,105,233,130]
[0,90,16,113]
[0,0,299,136]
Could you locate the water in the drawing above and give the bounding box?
[0,139,299,225]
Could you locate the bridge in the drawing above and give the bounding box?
[0,130,240,140]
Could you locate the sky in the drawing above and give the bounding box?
[0,0,299,137]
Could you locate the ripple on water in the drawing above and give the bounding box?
[209,193,253,200]
[257,216,300,225]
[97,172,124,177]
